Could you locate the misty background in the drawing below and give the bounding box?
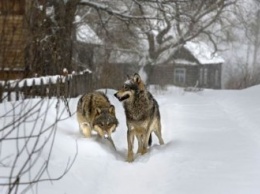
[1,0,260,193]
[1,0,260,89]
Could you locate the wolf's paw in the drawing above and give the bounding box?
[127,152,134,163]
[81,129,91,138]
[159,140,165,145]
[141,148,147,155]
[137,148,143,154]
[127,157,134,163]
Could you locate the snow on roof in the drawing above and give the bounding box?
[155,47,178,65]
[76,24,102,45]
[174,59,197,66]
[108,50,140,64]
[75,16,102,45]
[184,41,225,65]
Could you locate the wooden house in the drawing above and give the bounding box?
[0,0,28,80]
[149,41,224,89]
[73,16,103,73]
[95,49,141,89]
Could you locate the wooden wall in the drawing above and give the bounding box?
[0,0,26,80]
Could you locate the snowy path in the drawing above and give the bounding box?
[38,88,260,194]
[158,91,260,194]
[1,87,260,194]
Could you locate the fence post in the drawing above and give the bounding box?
[7,82,11,101]
[32,79,36,98]
[56,76,60,99]
[71,74,77,97]
[73,74,78,96]
[23,80,28,99]
[0,83,3,103]
[78,74,83,95]
[15,81,19,101]
[68,75,72,98]
[64,76,69,98]
[48,78,52,99]
[40,78,45,98]
[83,72,88,94]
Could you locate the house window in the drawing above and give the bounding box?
[174,68,186,85]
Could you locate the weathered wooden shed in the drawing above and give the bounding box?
[73,15,104,73]
[97,49,141,89]
[149,41,224,89]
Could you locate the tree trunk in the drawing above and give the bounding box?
[252,10,260,69]
[26,0,79,76]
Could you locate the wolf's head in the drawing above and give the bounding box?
[93,105,118,139]
[114,73,145,102]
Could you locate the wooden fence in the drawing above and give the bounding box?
[0,72,93,102]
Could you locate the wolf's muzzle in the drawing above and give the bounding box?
[114,93,130,101]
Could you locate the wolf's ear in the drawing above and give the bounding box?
[95,108,102,115]
[133,73,141,83]
[109,105,115,114]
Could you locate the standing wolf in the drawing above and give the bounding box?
[77,91,118,144]
[114,73,164,162]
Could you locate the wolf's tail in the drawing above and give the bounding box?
[148,134,152,146]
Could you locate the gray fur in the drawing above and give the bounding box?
[114,73,164,162]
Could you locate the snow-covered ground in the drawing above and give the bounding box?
[1,85,260,194]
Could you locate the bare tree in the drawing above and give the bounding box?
[26,0,80,76]
[80,1,234,55]
[24,0,236,77]
[221,0,260,88]
[78,0,236,85]
[1,1,79,193]
[0,98,77,194]
[132,0,236,62]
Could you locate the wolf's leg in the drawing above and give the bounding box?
[142,129,152,155]
[154,121,164,145]
[136,134,144,154]
[127,130,135,162]
[154,130,164,145]
[80,123,91,138]
[135,127,145,154]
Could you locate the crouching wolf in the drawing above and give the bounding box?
[114,73,164,162]
[77,91,118,147]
